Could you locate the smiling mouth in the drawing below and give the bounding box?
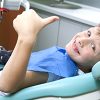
[72,40,80,54]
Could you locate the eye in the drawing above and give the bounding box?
[91,43,95,51]
[87,30,91,37]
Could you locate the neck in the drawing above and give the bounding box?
[77,65,91,73]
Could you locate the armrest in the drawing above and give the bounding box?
[0,62,100,100]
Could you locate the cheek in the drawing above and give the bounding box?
[82,51,92,59]
[78,51,94,65]
[82,49,93,58]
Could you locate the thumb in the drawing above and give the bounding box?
[43,16,59,27]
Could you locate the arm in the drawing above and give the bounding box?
[0,9,59,93]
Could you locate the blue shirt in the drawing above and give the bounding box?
[27,46,78,79]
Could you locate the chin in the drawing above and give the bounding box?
[65,44,70,54]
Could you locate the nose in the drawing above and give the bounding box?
[78,38,90,48]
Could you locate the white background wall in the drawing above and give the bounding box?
[66,0,100,9]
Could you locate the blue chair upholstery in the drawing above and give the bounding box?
[0,61,100,100]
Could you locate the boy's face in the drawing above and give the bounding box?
[66,26,100,71]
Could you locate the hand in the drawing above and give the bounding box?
[13,9,59,40]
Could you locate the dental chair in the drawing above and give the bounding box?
[0,61,100,100]
[0,0,100,100]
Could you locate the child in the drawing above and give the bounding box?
[0,9,59,95]
[0,9,100,96]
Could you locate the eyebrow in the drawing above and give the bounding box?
[95,27,100,35]
[96,24,100,27]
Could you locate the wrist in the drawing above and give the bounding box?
[18,32,37,42]
[17,35,36,47]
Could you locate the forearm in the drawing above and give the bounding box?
[0,9,59,93]
[0,36,36,93]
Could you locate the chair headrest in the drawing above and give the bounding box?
[92,61,100,80]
